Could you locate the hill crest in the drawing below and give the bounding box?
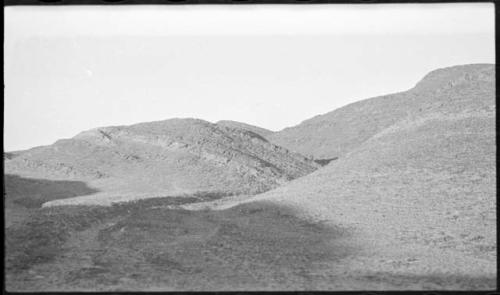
[269,63,495,159]
[6,118,318,206]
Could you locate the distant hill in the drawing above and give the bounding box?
[269,64,495,159]
[5,118,318,206]
[216,120,274,139]
[247,63,496,282]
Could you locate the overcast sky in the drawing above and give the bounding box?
[4,4,495,151]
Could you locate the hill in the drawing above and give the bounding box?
[269,64,495,159]
[5,118,317,206]
[242,63,496,287]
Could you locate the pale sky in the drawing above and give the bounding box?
[4,4,495,151]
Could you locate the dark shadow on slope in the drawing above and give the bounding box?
[15,198,495,290]
[4,152,21,160]
[4,174,100,208]
[5,196,212,275]
[6,199,357,291]
[356,272,496,290]
[314,157,339,166]
[243,130,269,143]
[82,201,357,290]
[5,205,110,274]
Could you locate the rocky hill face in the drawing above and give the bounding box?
[269,64,495,159]
[5,118,318,206]
[247,63,496,282]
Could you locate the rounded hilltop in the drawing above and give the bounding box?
[413,63,494,92]
[6,117,318,206]
[269,63,495,159]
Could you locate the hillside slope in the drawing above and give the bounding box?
[270,64,495,159]
[241,63,496,287]
[5,118,317,206]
